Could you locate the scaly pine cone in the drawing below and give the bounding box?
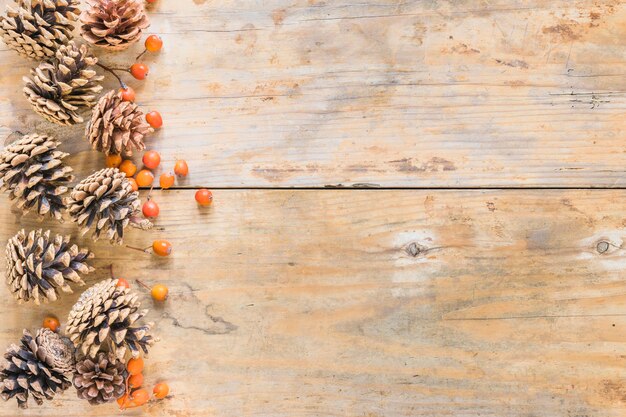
[23,41,104,126]
[0,328,75,409]
[6,229,94,304]
[74,352,127,405]
[66,278,156,360]
[0,133,74,221]
[86,89,153,156]
[0,0,80,59]
[66,168,152,244]
[81,0,149,51]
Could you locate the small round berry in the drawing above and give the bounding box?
[127,357,144,375]
[136,169,154,187]
[151,284,168,301]
[43,317,60,332]
[152,240,172,256]
[106,154,122,168]
[128,373,144,388]
[130,63,149,80]
[116,278,130,289]
[159,172,175,189]
[117,393,129,408]
[146,0,157,3]
[119,160,137,177]
[146,111,163,128]
[195,189,213,206]
[119,86,136,102]
[174,159,188,177]
[132,389,150,406]
[142,200,159,218]
[153,382,169,399]
[142,150,161,169]
[145,35,163,52]
[128,177,139,192]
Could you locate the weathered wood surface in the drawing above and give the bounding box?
[2,0,626,187]
[0,190,626,416]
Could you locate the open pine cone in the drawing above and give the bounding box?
[86,90,153,155]
[0,0,80,59]
[81,0,149,51]
[67,278,156,360]
[6,229,94,304]
[74,352,127,405]
[0,328,75,409]
[66,168,152,244]
[0,133,74,221]
[23,41,104,126]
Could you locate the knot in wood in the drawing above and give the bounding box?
[596,241,610,254]
[406,242,421,257]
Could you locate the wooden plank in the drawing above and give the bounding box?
[1,189,626,416]
[2,0,626,187]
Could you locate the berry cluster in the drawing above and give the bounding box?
[117,357,169,409]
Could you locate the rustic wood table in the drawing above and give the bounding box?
[1,0,626,416]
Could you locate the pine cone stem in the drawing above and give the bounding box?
[95,62,127,89]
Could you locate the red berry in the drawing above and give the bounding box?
[127,357,144,375]
[106,154,122,168]
[153,240,172,256]
[160,172,175,189]
[116,278,130,289]
[151,284,168,301]
[146,111,163,128]
[195,189,213,206]
[43,317,60,332]
[136,169,154,187]
[153,382,170,399]
[119,86,136,102]
[128,373,144,388]
[142,200,159,218]
[146,0,157,3]
[128,177,139,192]
[130,63,149,80]
[174,159,188,177]
[142,150,161,169]
[145,35,163,52]
[132,389,150,406]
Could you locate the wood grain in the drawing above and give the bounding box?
[0,190,626,416]
[2,0,626,187]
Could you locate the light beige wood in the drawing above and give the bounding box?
[0,190,625,416]
[2,0,626,187]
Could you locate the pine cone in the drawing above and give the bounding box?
[6,229,94,305]
[86,90,153,155]
[23,41,104,126]
[0,328,75,409]
[66,168,151,244]
[81,0,149,51]
[66,278,155,360]
[0,133,73,221]
[74,353,127,405]
[0,0,80,60]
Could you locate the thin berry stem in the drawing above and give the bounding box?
[136,49,147,60]
[109,264,115,279]
[135,279,151,291]
[96,62,127,89]
[126,245,151,253]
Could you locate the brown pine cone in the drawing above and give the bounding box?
[6,229,94,304]
[74,353,127,405]
[23,41,104,126]
[66,278,156,360]
[0,0,80,59]
[86,90,153,156]
[0,133,74,221]
[0,328,75,409]
[81,0,149,51]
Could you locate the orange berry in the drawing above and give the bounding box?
[145,35,163,52]
[151,284,168,301]
[159,172,175,189]
[119,86,136,102]
[116,278,130,289]
[195,189,213,206]
[153,382,169,399]
[146,0,157,3]
[136,169,154,187]
[127,357,144,375]
[146,111,163,128]
[43,317,60,332]
[128,177,139,192]
[142,150,160,170]
[132,388,150,406]
[142,199,159,218]
[152,240,172,256]
[130,62,149,80]
[106,154,122,168]
[173,159,188,177]
[128,373,144,388]
[117,394,129,408]
[119,160,137,177]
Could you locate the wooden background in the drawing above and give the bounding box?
[1,0,626,416]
